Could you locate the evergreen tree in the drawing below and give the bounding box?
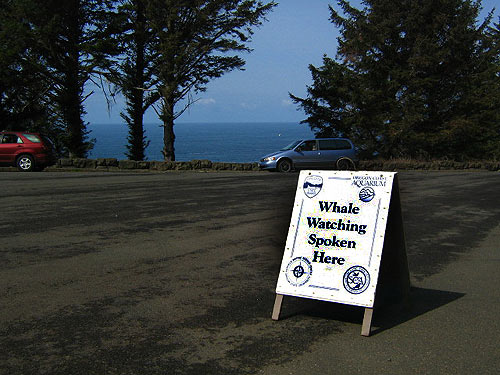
[292,0,500,160]
[24,0,117,157]
[0,0,55,132]
[109,0,156,161]
[144,0,276,161]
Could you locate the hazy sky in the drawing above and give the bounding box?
[84,0,499,125]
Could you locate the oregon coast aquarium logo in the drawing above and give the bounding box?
[359,187,375,202]
[303,175,323,198]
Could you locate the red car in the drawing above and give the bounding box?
[0,131,56,171]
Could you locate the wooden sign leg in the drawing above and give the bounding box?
[361,308,374,336]
[272,294,284,320]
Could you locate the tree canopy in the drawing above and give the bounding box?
[1,0,117,157]
[292,0,500,160]
[109,0,157,161]
[0,0,56,136]
[145,0,276,161]
[4,0,498,162]
[1,0,275,160]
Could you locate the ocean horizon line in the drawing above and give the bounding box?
[89,120,306,126]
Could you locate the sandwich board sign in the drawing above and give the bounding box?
[272,170,410,336]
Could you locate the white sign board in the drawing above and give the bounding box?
[275,170,396,308]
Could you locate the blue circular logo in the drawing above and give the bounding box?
[286,257,312,287]
[359,187,375,202]
[343,266,370,294]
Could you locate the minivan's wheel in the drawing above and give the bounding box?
[336,157,356,171]
[17,154,35,172]
[277,159,293,173]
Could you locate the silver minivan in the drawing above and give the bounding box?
[259,138,357,172]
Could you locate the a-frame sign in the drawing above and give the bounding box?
[272,171,410,336]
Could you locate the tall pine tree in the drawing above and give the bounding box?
[25,0,117,157]
[109,0,156,161]
[145,0,276,161]
[0,0,56,134]
[292,0,500,160]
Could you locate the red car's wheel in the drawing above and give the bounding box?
[16,154,35,172]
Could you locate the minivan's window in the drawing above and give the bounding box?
[298,140,317,151]
[318,139,351,150]
[280,140,302,151]
[23,134,41,143]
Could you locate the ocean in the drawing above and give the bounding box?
[87,122,314,163]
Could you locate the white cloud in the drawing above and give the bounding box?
[281,99,293,106]
[197,98,216,105]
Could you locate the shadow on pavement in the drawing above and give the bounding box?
[275,286,464,336]
[371,286,465,336]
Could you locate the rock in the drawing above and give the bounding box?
[118,160,138,169]
[59,158,73,167]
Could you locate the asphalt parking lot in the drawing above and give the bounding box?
[0,170,499,375]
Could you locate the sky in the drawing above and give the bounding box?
[84,0,499,125]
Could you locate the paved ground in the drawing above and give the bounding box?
[0,170,499,375]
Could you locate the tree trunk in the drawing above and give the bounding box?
[62,54,86,158]
[128,97,145,160]
[125,0,147,161]
[61,2,87,159]
[161,98,176,161]
[127,64,146,160]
